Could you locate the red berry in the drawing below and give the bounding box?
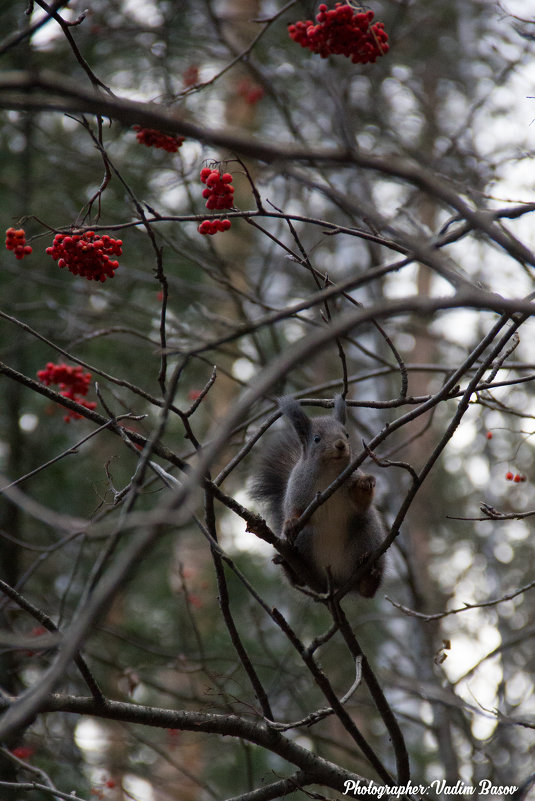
[197,217,232,236]
[46,230,122,282]
[236,78,264,105]
[37,361,95,422]
[133,126,184,152]
[288,3,388,63]
[11,746,35,760]
[486,432,493,439]
[183,64,199,87]
[200,168,235,210]
[505,472,514,481]
[5,227,32,259]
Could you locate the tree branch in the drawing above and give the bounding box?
[0,693,371,793]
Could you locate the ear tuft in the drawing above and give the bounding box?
[278,396,311,445]
[333,394,346,425]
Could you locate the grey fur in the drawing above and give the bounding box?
[251,396,385,597]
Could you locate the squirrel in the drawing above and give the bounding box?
[251,395,385,597]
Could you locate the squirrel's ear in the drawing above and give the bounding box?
[333,394,346,425]
[278,397,311,444]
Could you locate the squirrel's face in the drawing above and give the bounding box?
[308,420,351,466]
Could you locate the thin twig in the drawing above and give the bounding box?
[386,578,535,622]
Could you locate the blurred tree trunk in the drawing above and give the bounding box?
[197,0,262,432]
[0,39,34,794]
[403,71,460,781]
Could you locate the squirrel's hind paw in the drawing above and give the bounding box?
[358,566,383,597]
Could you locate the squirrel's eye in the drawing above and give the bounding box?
[344,431,349,438]
[313,434,321,443]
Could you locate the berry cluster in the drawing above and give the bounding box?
[5,227,32,260]
[11,746,35,761]
[200,168,235,210]
[46,231,122,283]
[23,625,48,657]
[505,471,527,483]
[90,779,117,800]
[237,78,264,105]
[288,4,389,63]
[198,219,232,235]
[37,362,97,422]
[183,64,200,88]
[133,126,185,153]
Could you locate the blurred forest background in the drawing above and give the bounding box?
[1,0,535,799]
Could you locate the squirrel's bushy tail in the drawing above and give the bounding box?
[250,430,300,534]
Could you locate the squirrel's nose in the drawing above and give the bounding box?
[335,439,347,452]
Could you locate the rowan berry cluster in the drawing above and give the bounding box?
[37,362,97,422]
[5,227,32,260]
[505,471,526,483]
[90,779,117,800]
[45,231,122,283]
[237,78,264,105]
[183,64,199,87]
[198,219,232,235]
[23,626,47,657]
[11,746,35,761]
[133,126,185,153]
[200,168,235,210]
[288,4,389,63]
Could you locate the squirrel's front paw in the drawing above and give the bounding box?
[350,473,376,510]
[282,515,302,543]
